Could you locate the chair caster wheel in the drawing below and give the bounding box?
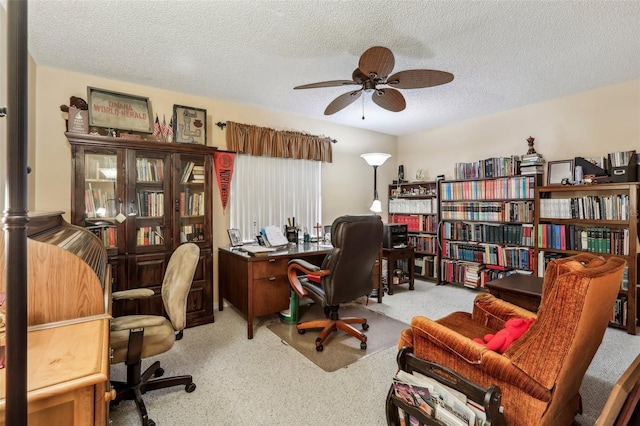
[185,382,196,393]
[316,344,323,352]
[361,342,367,350]
[298,329,306,335]
[154,367,164,378]
[362,323,369,331]
[146,420,156,426]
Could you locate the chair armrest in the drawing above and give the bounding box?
[472,293,537,330]
[287,259,330,298]
[410,315,486,364]
[112,288,155,301]
[110,315,166,331]
[410,315,551,400]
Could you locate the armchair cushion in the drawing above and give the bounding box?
[472,292,537,330]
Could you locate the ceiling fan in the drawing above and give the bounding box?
[294,46,454,116]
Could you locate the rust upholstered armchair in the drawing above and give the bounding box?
[287,214,383,352]
[397,253,626,425]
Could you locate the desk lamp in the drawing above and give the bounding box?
[361,152,391,213]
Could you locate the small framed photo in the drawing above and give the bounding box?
[547,160,574,185]
[227,228,243,247]
[173,104,207,145]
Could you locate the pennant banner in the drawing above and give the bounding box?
[214,151,235,213]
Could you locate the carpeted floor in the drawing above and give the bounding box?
[267,303,408,372]
[109,280,640,426]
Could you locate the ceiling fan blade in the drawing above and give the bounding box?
[294,80,358,89]
[324,90,362,115]
[359,46,395,79]
[372,88,406,112]
[386,69,454,89]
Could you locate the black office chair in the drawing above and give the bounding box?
[287,215,383,351]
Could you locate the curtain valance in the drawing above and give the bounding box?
[225,121,333,163]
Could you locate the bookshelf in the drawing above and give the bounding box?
[68,132,216,327]
[439,175,542,288]
[535,183,639,335]
[388,181,439,281]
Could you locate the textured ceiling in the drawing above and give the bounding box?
[24,0,640,136]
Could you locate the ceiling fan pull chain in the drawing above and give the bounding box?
[362,95,365,120]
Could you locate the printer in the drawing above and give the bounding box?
[383,223,408,249]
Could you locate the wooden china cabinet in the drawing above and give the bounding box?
[67,132,216,327]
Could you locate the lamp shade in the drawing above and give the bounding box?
[361,152,391,167]
[369,199,382,213]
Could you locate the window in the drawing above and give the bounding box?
[229,154,321,242]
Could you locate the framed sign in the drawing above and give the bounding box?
[173,104,207,145]
[547,160,574,185]
[87,87,153,133]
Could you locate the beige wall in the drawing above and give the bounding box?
[33,66,396,303]
[34,66,397,221]
[0,6,37,214]
[397,79,640,181]
[23,66,640,307]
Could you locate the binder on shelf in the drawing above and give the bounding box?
[608,151,637,183]
[574,157,607,177]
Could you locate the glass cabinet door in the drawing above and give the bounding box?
[83,152,119,249]
[131,151,170,251]
[178,155,207,244]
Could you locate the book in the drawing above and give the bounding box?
[181,161,195,182]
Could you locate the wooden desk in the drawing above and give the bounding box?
[382,246,415,295]
[0,315,111,426]
[218,244,329,339]
[218,244,381,338]
[485,274,543,312]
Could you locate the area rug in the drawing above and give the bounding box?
[267,302,408,372]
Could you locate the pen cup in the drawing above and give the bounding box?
[286,227,298,244]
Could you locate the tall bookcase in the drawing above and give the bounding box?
[439,175,542,288]
[67,132,216,327]
[535,183,639,335]
[388,181,439,281]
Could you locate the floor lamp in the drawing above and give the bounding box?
[361,153,391,213]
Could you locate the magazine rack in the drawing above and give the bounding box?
[385,346,507,426]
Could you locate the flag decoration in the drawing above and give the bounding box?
[161,115,168,140]
[152,114,161,139]
[166,117,174,143]
[214,151,235,213]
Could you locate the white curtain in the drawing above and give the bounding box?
[229,154,322,242]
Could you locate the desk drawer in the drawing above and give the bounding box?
[252,275,290,316]
[251,258,289,279]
